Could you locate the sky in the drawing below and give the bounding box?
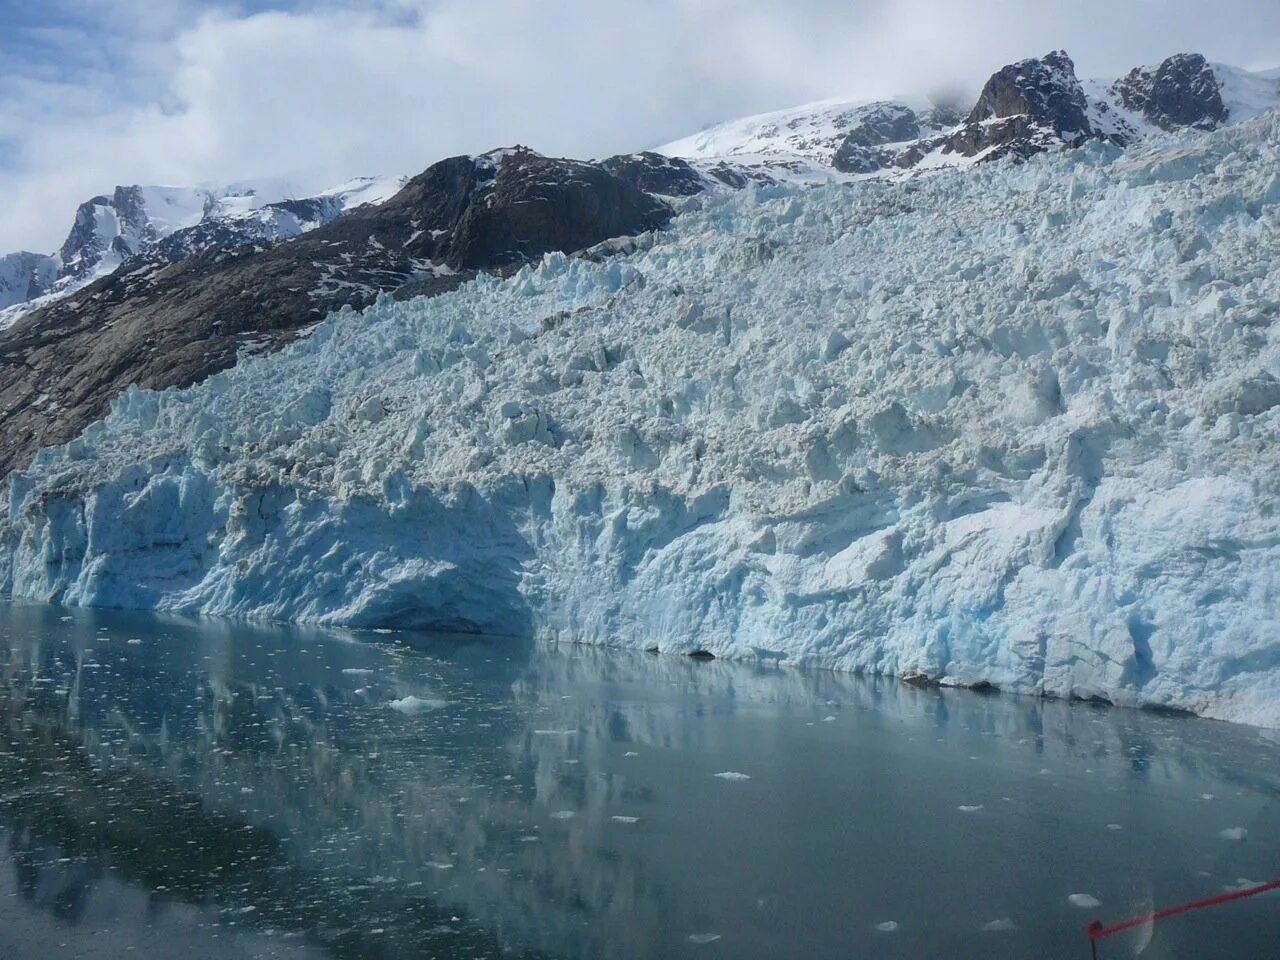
[1,0,1278,252]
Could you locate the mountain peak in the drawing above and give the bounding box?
[1113,52,1227,132]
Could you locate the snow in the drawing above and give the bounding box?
[657,63,1280,186]
[0,175,406,327]
[656,95,950,185]
[323,175,410,211]
[658,96,932,164]
[1213,64,1280,124]
[4,114,1280,726]
[0,251,58,313]
[137,185,218,236]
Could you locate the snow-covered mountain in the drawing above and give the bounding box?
[0,175,406,328]
[656,52,1280,182]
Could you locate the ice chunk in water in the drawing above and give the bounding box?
[982,918,1017,932]
[873,921,899,932]
[1068,894,1101,908]
[388,696,448,713]
[714,771,751,781]
[1219,827,1248,841]
[687,933,721,944]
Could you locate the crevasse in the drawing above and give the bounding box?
[4,116,1280,726]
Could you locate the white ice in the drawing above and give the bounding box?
[5,113,1280,726]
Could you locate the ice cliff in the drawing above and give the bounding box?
[4,113,1280,726]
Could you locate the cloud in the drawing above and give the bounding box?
[2,0,1279,252]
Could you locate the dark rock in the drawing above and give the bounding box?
[0,148,676,476]
[685,649,716,660]
[148,196,347,265]
[965,50,1091,135]
[1113,53,1227,131]
[704,163,757,189]
[844,104,923,149]
[900,671,940,688]
[443,148,672,269]
[600,152,708,196]
[924,103,965,128]
[946,50,1092,160]
[832,144,894,174]
[57,185,156,281]
[832,104,922,174]
[0,252,57,309]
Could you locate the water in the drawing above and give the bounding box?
[0,604,1277,960]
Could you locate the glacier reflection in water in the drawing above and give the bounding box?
[1,603,1278,960]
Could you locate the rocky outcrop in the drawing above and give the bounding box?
[830,104,968,174]
[945,50,1092,160]
[0,148,674,476]
[57,187,149,281]
[149,195,348,265]
[832,103,923,173]
[0,252,57,310]
[1113,53,1228,131]
[599,152,709,197]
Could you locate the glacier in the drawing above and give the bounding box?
[3,114,1280,726]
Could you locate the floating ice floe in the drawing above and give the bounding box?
[387,695,448,713]
[982,918,1018,932]
[714,772,751,781]
[1068,894,1102,908]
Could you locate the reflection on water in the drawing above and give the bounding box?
[1,603,1277,960]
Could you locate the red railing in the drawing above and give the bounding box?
[1086,878,1280,958]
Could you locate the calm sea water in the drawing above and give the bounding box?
[0,602,1277,960]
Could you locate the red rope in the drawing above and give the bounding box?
[1087,879,1280,942]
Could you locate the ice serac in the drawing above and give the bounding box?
[5,112,1280,727]
[0,149,671,477]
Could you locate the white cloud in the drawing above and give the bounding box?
[2,0,1278,251]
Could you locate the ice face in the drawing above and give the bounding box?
[4,113,1280,727]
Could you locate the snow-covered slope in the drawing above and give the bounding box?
[657,96,960,183]
[5,112,1280,726]
[0,251,58,311]
[658,55,1280,181]
[0,175,407,329]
